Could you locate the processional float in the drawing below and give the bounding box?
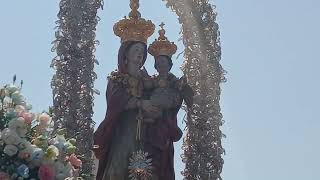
[51,0,225,179]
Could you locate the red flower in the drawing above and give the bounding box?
[38,165,55,180]
[0,172,10,180]
[68,154,82,168]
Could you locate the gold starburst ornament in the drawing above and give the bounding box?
[128,150,153,180]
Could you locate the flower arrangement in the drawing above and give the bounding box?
[0,76,82,180]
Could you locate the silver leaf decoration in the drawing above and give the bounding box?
[162,0,226,179]
[51,0,103,179]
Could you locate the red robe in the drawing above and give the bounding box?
[94,80,131,180]
[94,79,182,180]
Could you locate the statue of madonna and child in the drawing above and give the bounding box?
[93,1,194,180]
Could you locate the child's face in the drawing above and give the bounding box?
[155,56,170,75]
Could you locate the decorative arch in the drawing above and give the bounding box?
[51,0,224,179]
[162,0,225,179]
[51,0,103,178]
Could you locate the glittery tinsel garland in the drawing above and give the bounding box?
[162,0,226,179]
[50,0,103,178]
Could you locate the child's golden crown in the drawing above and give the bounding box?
[148,23,177,57]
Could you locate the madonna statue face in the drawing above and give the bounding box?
[126,43,145,76]
[117,41,147,76]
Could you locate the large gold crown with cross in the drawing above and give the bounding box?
[113,0,155,43]
[148,23,177,58]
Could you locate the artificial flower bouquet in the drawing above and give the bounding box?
[0,78,82,180]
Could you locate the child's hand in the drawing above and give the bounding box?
[141,100,161,116]
[178,76,187,89]
[125,97,138,109]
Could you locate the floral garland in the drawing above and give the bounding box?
[0,77,82,180]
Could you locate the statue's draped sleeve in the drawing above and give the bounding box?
[167,114,183,142]
[94,79,131,157]
[93,79,131,180]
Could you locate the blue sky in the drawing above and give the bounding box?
[0,0,319,179]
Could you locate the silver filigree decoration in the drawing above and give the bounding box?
[51,0,103,179]
[162,0,226,179]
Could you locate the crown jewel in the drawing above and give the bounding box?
[148,23,177,57]
[113,0,155,43]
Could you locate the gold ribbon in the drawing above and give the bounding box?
[136,109,143,141]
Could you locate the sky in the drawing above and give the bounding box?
[0,0,319,179]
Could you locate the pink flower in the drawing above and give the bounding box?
[19,112,34,124]
[35,126,46,135]
[68,154,82,168]
[38,165,55,180]
[0,172,10,180]
[18,151,31,160]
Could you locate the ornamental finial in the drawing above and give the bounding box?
[129,0,140,19]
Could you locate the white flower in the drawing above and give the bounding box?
[0,130,3,147]
[6,84,19,94]
[0,88,5,99]
[31,148,44,160]
[65,178,76,180]
[15,105,26,113]
[48,138,57,145]
[46,145,60,158]
[38,113,52,127]
[1,128,21,145]
[3,144,18,156]
[18,138,32,149]
[26,103,32,110]
[5,108,17,118]
[8,118,27,138]
[19,101,27,107]
[11,91,24,104]
[54,161,73,180]
[52,135,67,151]
[30,148,44,167]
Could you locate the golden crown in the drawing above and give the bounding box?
[113,0,155,43]
[148,23,177,58]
